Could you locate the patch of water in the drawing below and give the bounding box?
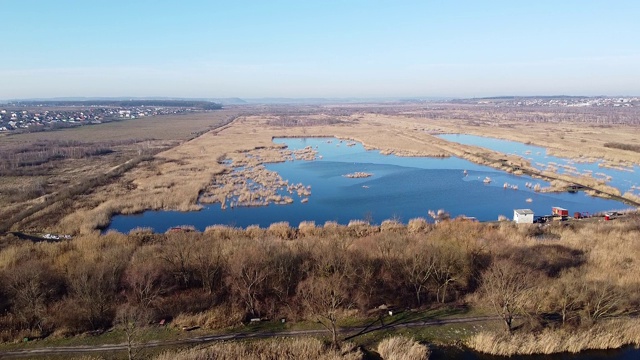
[106,137,629,233]
[438,134,640,197]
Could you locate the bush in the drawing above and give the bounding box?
[380,219,404,233]
[377,336,430,360]
[267,221,294,240]
[299,221,317,237]
[407,218,430,233]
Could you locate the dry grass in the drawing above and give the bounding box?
[377,336,430,360]
[380,219,404,233]
[267,221,294,240]
[154,337,363,360]
[466,319,640,356]
[172,306,243,330]
[299,221,318,237]
[11,108,639,234]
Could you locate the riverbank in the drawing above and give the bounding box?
[52,113,639,235]
[466,319,640,356]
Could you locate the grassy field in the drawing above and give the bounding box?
[1,111,238,143]
[0,307,495,359]
[0,110,239,233]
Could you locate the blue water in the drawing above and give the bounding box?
[438,134,640,197]
[433,346,640,360]
[107,137,630,233]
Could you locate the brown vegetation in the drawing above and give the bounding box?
[0,110,238,233]
[10,103,635,234]
[0,216,638,357]
[154,337,363,360]
[377,336,430,360]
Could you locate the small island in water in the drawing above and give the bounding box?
[343,172,373,178]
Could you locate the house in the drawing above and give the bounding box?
[513,209,534,224]
[552,207,569,217]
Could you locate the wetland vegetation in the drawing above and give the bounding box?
[1,102,639,359]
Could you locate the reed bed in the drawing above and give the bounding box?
[299,221,318,237]
[407,218,430,233]
[154,338,363,360]
[49,113,638,235]
[380,219,404,232]
[377,336,430,360]
[466,319,640,356]
[267,221,294,240]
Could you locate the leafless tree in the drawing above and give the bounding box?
[115,304,152,360]
[479,258,535,332]
[298,273,350,348]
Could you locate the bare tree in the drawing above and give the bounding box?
[123,254,172,309]
[4,260,60,333]
[227,243,272,318]
[548,269,583,325]
[160,232,196,288]
[581,281,625,324]
[192,239,225,295]
[432,243,468,303]
[400,243,436,306]
[298,273,350,348]
[479,258,535,332]
[115,304,152,360]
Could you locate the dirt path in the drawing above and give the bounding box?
[0,315,500,358]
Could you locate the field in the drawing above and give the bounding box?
[30,104,636,235]
[0,110,240,233]
[1,102,640,358]
[2,104,640,235]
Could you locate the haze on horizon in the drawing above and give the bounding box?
[2,0,639,100]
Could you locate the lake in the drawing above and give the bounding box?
[106,137,630,233]
[438,134,640,197]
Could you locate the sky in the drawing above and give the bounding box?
[2,0,639,99]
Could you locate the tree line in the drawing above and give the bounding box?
[12,100,223,109]
[0,218,638,345]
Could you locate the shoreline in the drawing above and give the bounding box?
[53,115,639,235]
[465,318,640,357]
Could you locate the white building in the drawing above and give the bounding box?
[514,209,534,224]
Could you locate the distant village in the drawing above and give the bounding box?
[0,100,222,133]
[453,96,640,107]
[0,106,199,133]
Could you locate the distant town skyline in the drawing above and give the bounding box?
[2,0,639,99]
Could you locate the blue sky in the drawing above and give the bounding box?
[2,0,639,99]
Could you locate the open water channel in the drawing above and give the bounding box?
[107,137,632,233]
[431,346,639,360]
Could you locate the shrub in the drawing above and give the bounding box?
[267,221,294,240]
[245,224,264,239]
[380,219,404,233]
[154,337,363,360]
[299,221,317,237]
[407,218,429,233]
[377,336,430,360]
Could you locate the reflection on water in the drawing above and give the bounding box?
[107,138,629,233]
[432,346,640,360]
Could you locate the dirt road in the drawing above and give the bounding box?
[0,315,500,358]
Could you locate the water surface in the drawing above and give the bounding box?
[107,138,628,233]
[432,346,640,360]
[438,134,640,196]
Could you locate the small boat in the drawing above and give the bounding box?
[483,177,492,184]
